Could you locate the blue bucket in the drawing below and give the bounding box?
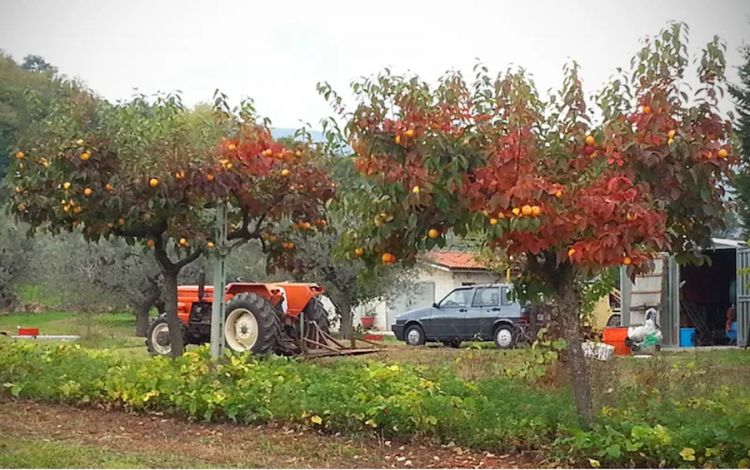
[679,327,696,347]
[727,322,738,342]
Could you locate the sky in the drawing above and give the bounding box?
[0,0,749,129]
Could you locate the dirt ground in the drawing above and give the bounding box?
[0,398,535,468]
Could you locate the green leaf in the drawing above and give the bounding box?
[605,444,622,459]
[680,447,696,462]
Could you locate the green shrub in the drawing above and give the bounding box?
[0,341,747,467]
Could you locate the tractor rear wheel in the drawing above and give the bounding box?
[224,293,281,354]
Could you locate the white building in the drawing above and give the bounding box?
[354,251,501,331]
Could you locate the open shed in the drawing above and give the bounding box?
[621,238,749,347]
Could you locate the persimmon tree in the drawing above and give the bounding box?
[217,122,336,267]
[276,154,411,338]
[7,90,334,356]
[323,23,736,425]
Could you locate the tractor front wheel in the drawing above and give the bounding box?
[308,299,331,336]
[146,314,187,356]
[224,293,281,354]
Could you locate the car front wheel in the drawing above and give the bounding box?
[494,325,514,349]
[404,324,426,346]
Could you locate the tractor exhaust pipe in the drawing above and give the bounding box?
[197,269,206,301]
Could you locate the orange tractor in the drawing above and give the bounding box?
[146,282,375,357]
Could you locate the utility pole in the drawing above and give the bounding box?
[620,266,631,327]
[210,202,228,359]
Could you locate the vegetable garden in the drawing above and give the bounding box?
[1,340,749,467]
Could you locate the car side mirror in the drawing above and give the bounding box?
[432,302,439,309]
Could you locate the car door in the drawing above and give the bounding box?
[499,285,522,320]
[422,287,473,340]
[464,286,501,339]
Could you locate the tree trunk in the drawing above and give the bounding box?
[151,236,202,357]
[527,252,594,428]
[0,290,18,311]
[132,276,161,337]
[339,297,353,339]
[133,290,161,337]
[134,303,151,337]
[325,291,354,347]
[339,296,355,348]
[554,282,593,428]
[162,270,184,357]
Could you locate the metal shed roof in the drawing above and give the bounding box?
[709,238,747,250]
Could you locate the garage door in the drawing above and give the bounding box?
[737,247,750,347]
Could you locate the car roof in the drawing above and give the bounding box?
[455,283,512,289]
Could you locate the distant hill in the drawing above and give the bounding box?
[271,128,325,142]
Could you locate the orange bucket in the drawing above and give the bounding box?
[602,327,630,356]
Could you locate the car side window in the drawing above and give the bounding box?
[471,287,500,307]
[438,288,472,308]
[501,287,514,306]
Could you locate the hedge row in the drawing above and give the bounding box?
[0,341,747,467]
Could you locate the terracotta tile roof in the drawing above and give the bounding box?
[422,251,488,270]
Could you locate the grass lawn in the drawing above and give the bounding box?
[0,311,132,335]
[3,283,145,349]
[0,310,145,353]
[0,310,538,378]
[0,436,211,469]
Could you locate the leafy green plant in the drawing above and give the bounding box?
[580,267,618,322]
[0,341,747,467]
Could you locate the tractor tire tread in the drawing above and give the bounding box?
[311,300,331,336]
[145,314,188,356]
[225,292,281,355]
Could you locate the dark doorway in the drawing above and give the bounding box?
[679,250,736,346]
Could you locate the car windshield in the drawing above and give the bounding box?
[438,288,472,308]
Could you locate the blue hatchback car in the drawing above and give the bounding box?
[391,284,528,348]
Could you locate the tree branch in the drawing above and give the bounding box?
[113,221,167,240]
[227,204,252,240]
[175,248,203,271]
[249,212,267,239]
[227,191,287,240]
[153,236,176,273]
[525,250,548,284]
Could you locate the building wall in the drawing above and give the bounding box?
[445,270,500,298]
[353,264,501,331]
